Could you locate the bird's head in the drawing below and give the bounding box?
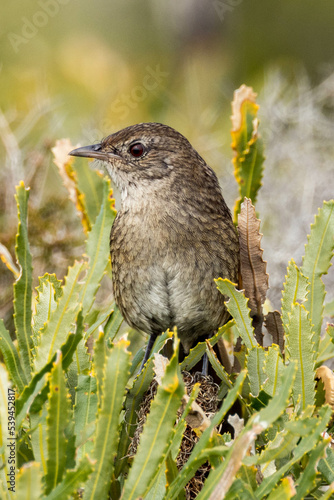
[69,122,207,195]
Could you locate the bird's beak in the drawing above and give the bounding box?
[69,144,118,162]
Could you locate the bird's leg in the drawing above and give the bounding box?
[202,331,215,375]
[202,352,209,376]
[140,332,158,371]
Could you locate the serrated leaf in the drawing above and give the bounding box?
[231,85,265,222]
[29,408,48,475]
[285,303,316,410]
[83,338,131,500]
[266,477,296,500]
[263,345,285,397]
[13,181,33,380]
[281,259,309,330]
[224,478,257,500]
[34,261,83,372]
[199,363,296,499]
[216,279,256,350]
[0,319,27,392]
[45,352,70,494]
[294,439,328,500]
[238,198,268,316]
[16,462,42,500]
[32,274,62,346]
[74,375,98,460]
[79,179,116,316]
[318,446,334,483]
[256,405,332,498]
[17,313,84,418]
[43,456,93,500]
[246,346,266,397]
[165,371,246,500]
[122,337,184,500]
[302,200,334,349]
[16,374,47,429]
[115,330,173,478]
[206,341,233,389]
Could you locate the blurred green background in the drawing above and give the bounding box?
[1,0,334,328]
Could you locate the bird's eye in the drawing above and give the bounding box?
[129,142,145,158]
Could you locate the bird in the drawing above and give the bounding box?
[69,123,239,369]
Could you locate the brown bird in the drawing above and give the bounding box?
[69,123,239,369]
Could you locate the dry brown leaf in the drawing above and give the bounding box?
[265,311,285,354]
[51,138,91,233]
[238,197,269,315]
[316,365,334,410]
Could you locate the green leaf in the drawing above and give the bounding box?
[205,342,233,389]
[104,304,124,343]
[263,344,285,397]
[302,200,334,349]
[16,318,84,418]
[317,324,334,365]
[216,279,256,349]
[294,438,328,500]
[281,259,309,330]
[45,352,70,494]
[266,477,296,500]
[16,462,42,500]
[246,346,266,397]
[256,405,332,498]
[13,181,33,380]
[0,319,27,392]
[122,338,185,500]
[84,302,115,340]
[16,374,47,429]
[34,261,83,372]
[318,446,334,483]
[181,320,234,371]
[74,375,98,460]
[197,363,296,499]
[29,408,48,476]
[93,331,106,408]
[83,338,131,500]
[224,478,257,500]
[79,179,116,316]
[285,303,316,410]
[115,330,173,478]
[32,274,62,346]
[165,371,246,500]
[43,456,93,500]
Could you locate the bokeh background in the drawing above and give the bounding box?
[1,0,334,331]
